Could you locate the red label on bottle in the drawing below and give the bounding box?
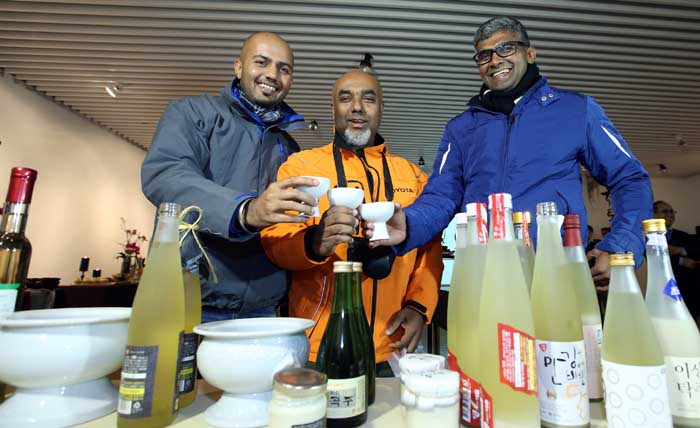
[522,217,532,247]
[482,388,493,428]
[490,194,506,240]
[459,369,482,427]
[497,323,537,395]
[476,202,488,244]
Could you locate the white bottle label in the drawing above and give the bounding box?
[602,360,672,427]
[326,375,366,419]
[536,340,589,425]
[0,285,19,317]
[666,356,700,418]
[583,324,603,400]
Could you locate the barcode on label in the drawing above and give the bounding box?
[118,400,132,415]
[178,380,186,393]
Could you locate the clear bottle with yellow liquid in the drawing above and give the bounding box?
[477,193,539,428]
[562,214,603,402]
[643,219,700,427]
[118,202,185,428]
[513,211,535,293]
[178,270,201,409]
[531,202,588,428]
[447,212,468,372]
[454,202,488,427]
[602,253,672,428]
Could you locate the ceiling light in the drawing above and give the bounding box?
[308,120,319,131]
[359,53,375,75]
[105,82,121,98]
[418,156,425,167]
[658,163,668,173]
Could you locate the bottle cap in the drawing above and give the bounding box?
[158,202,181,217]
[351,262,362,272]
[454,213,468,225]
[333,261,353,273]
[513,211,524,224]
[610,253,635,266]
[6,167,38,204]
[399,353,445,375]
[642,219,666,233]
[536,201,558,216]
[465,202,486,217]
[401,369,460,409]
[488,193,512,210]
[273,367,327,398]
[563,214,580,229]
[523,211,531,223]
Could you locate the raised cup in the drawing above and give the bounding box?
[359,201,395,241]
[297,176,330,217]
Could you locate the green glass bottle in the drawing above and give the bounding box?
[352,262,375,406]
[317,261,369,428]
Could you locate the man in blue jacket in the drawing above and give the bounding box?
[142,32,319,322]
[368,16,653,282]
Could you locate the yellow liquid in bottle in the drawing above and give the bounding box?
[455,244,487,378]
[603,290,663,365]
[447,239,467,367]
[478,240,540,428]
[178,271,201,409]
[118,240,185,428]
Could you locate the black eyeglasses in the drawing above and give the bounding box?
[473,40,529,65]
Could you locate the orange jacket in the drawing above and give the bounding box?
[261,135,443,363]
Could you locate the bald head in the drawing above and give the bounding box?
[234,32,294,107]
[333,70,384,147]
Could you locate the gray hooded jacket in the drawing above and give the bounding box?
[141,81,304,312]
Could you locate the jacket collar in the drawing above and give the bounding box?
[333,131,387,156]
[222,80,304,131]
[466,77,558,115]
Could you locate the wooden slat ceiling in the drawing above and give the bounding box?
[2,0,700,177]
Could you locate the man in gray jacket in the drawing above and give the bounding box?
[142,32,319,322]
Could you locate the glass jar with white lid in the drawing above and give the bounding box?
[268,367,328,428]
[401,369,460,428]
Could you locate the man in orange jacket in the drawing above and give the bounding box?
[261,70,442,374]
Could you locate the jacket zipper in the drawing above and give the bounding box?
[499,115,516,190]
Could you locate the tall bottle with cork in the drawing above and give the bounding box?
[513,211,535,292]
[0,167,38,317]
[351,261,375,405]
[454,202,488,427]
[562,214,603,402]
[118,202,186,428]
[601,253,672,428]
[477,193,539,428]
[643,219,700,427]
[447,212,468,371]
[316,261,369,428]
[530,202,588,428]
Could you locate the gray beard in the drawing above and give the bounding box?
[344,128,371,147]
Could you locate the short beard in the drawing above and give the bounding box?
[343,128,371,147]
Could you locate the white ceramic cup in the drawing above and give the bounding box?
[359,201,395,241]
[297,176,330,217]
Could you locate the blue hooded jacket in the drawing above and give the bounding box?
[400,78,653,266]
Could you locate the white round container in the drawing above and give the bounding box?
[398,353,446,377]
[401,369,460,428]
[268,368,327,428]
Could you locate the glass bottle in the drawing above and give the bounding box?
[563,214,603,402]
[447,212,468,371]
[531,202,588,427]
[0,167,38,317]
[268,367,328,428]
[602,253,672,428]
[316,261,369,428]
[118,203,185,428]
[454,202,488,427]
[644,219,700,427]
[477,193,539,428]
[177,270,201,409]
[351,261,375,405]
[513,211,535,292]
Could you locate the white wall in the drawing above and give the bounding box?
[0,74,155,284]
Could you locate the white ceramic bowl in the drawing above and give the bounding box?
[297,176,330,217]
[195,317,314,428]
[0,307,131,428]
[328,187,365,208]
[360,201,395,241]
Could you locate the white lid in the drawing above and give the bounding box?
[465,202,478,216]
[399,353,445,375]
[488,193,512,210]
[454,212,468,225]
[401,369,460,409]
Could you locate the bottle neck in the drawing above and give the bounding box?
[489,207,514,241]
[332,271,354,314]
[563,245,587,263]
[1,202,29,235]
[563,225,583,248]
[645,231,674,281]
[610,265,641,294]
[152,213,180,243]
[455,223,468,248]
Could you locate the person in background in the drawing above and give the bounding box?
[654,200,700,318]
[141,32,319,323]
[261,70,442,376]
[366,16,653,286]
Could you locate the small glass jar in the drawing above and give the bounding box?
[268,367,327,428]
[398,353,446,377]
[401,369,460,428]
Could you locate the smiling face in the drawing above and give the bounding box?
[233,32,294,107]
[332,70,384,147]
[477,30,536,92]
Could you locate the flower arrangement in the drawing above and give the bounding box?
[116,217,148,280]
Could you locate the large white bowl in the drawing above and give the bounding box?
[0,307,130,428]
[195,317,314,428]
